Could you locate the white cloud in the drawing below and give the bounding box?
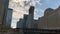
[9,0,41,19]
[9,0,41,28]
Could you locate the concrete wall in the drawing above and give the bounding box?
[38,7,60,29]
[38,16,47,29]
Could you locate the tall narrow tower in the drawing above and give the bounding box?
[29,6,34,20]
[6,8,13,27]
[26,6,35,28]
[29,6,34,15]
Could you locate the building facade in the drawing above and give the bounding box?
[26,6,34,28]
[5,8,13,27]
[0,0,9,25]
[17,19,24,28]
[23,14,28,28]
[33,20,38,29]
[38,6,60,29]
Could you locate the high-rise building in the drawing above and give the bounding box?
[5,8,13,27]
[26,6,35,28]
[17,6,35,28]
[17,19,24,28]
[17,14,28,28]
[0,0,9,25]
[23,14,28,28]
[33,20,38,29]
[29,6,34,15]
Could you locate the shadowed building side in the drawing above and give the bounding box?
[17,14,28,28]
[0,0,9,25]
[17,19,24,28]
[23,14,28,28]
[3,0,9,25]
[33,20,38,29]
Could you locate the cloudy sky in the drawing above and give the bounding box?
[9,0,60,28]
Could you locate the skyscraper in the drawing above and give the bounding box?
[5,8,13,27]
[23,14,28,28]
[29,6,34,15]
[17,6,35,28]
[26,6,35,28]
[17,19,24,28]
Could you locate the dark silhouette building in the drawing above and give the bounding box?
[0,0,9,31]
[23,14,28,28]
[0,0,9,25]
[17,19,24,28]
[26,6,35,28]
